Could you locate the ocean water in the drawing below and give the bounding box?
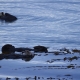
[0,0,80,80]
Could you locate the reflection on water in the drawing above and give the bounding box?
[0,48,80,79]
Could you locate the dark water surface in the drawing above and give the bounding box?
[0,0,80,80]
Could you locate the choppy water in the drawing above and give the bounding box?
[0,0,80,80]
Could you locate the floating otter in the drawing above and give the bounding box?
[33,45,48,53]
[1,44,15,54]
[1,44,35,62]
[1,44,48,54]
[0,12,17,22]
[1,44,33,54]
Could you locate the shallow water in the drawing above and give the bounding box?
[0,0,80,80]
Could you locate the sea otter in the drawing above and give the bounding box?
[33,45,48,53]
[0,12,17,22]
[1,44,15,54]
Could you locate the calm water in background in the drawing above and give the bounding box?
[0,0,80,80]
